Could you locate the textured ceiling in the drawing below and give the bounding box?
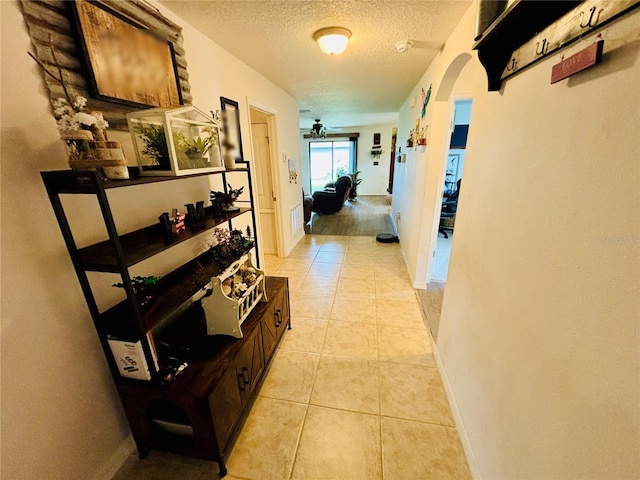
[160,0,472,128]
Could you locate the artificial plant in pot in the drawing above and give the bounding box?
[349,170,362,200]
[113,275,162,309]
[133,123,172,170]
[207,228,254,270]
[178,126,218,169]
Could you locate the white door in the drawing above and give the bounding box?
[251,121,277,254]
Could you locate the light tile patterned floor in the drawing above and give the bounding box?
[112,235,470,480]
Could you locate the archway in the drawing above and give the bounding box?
[435,53,472,102]
[418,52,476,340]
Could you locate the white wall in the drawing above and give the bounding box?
[394,2,640,479]
[299,122,397,196]
[353,124,396,196]
[0,1,301,478]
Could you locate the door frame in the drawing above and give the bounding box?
[426,93,473,283]
[246,99,284,259]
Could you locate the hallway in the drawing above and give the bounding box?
[112,235,470,480]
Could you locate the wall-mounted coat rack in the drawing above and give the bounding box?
[473,0,640,91]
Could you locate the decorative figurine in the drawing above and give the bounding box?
[417,127,428,145]
[407,129,414,148]
[171,208,186,233]
[158,208,186,244]
[210,184,244,213]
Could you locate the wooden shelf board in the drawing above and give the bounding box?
[472,0,581,90]
[98,251,222,336]
[41,168,250,194]
[77,207,251,270]
[101,168,249,190]
[473,1,580,50]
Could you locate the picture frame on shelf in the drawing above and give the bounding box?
[220,97,245,163]
[71,0,182,108]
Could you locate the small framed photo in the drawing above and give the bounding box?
[220,97,245,163]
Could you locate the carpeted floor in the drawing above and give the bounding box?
[307,195,394,236]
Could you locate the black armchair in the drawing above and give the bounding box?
[312,175,352,214]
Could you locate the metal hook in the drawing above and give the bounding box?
[535,38,548,56]
[580,6,602,28]
[506,58,518,72]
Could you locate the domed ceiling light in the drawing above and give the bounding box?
[313,27,352,55]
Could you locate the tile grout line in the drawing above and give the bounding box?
[287,403,310,480]
[376,302,385,480]
[287,295,331,480]
[378,413,459,430]
[379,415,385,480]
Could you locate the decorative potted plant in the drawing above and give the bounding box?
[406,129,414,147]
[349,171,362,200]
[113,275,162,309]
[29,42,128,179]
[127,106,224,176]
[178,126,220,169]
[207,228,254,270]
[133,123,172,170]
[370,148,383,159]
[181,135,210,158]
[417,127,428,145]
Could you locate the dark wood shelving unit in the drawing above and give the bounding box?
[116,277,291,463]
[41,165,282,477]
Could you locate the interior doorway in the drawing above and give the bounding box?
[430,98,472,283]
[249,107,278,255]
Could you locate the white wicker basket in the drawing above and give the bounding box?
[201,253,266,338]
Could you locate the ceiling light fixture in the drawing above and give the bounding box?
[309,119,326,138]
[313,27,352,55]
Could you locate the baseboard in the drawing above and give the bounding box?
[283,228,306,257]
[432,343,482,480]
[413,280,427,289]
[91,434,135,480]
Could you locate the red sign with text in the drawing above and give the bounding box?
[551,40,604,84]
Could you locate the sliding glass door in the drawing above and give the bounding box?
[309,140,356,193]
